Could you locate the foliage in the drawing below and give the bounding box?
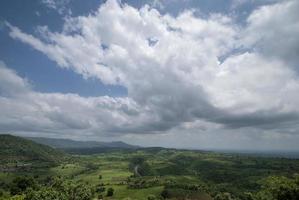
[9,176,37,195]
[106,187,114,196]
[147,194,158,200]
[214,192,235,200]
[24,177,94,200]
[5,195,25,200]
[0,134,67,170]
[254,175,299,200]
[95,185,105,193]
[85,162,99,171]
[129,156,154,176]
[24,187,66,200]
[161,189,170,199]
[1,142,299,200]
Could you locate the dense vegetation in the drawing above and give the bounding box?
[0,135,299,199]
[0,135,67,172]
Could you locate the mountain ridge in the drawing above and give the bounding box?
[26,136,139,149]
[0,134,67,171]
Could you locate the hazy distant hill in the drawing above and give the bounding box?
[27,136,139,150]
[0,134,67,170]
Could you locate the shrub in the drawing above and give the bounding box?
[161,189,170,199]
[96,186,105,193]
[106,188,114,197]
[148,194,158,200]
[254,176,299,200]
[10,176,37,195]
[85,162,99,171]
[98,194,103,199]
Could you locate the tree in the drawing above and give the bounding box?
[131,157,145,165]
[6,195,25,200]
[24,178,94,200]
[65,182,94,200]
[106,188,114,197]
[85,162,99,171]
[10,176,37,195]
[97,194,103,200]
[214,192,235,200]
[138,162,153,176]
[96,186,105,193]
[254,175,299,200]
[25,187,67,200]
[129,156,145,171]
[161,189,170,199]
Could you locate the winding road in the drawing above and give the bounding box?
[134,165,141,176]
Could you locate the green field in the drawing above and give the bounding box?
[1,146,299,200]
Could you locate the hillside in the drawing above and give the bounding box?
[0,134,67,171]
[1,147,299,199]
[27,137,139,149]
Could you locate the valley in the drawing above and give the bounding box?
[0,135,299,200]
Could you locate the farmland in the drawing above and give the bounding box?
[1,136,299,200]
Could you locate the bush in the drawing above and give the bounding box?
[23,178,94,200]
[85,162,99,171]
[65,182,94,200]
[25,187,66,200]
[161,189,170,199]
[214,192,234,200]
[10,176,37,195]
[96,186,105,193]
[106,188,114,197]
[254,176,299,200]
[148,194,158,200]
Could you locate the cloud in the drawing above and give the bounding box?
[150,0,165,10]
[41,0,71,15]
[243,0,299,67]
[0,61,144,137]
[2,0,299,147]
[0,62,31,96]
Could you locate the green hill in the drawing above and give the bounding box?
[27,136,139,149]
[26,137,139,155]
[0,134,67,171]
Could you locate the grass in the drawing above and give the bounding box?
[107,185,163,200]
[2,148,299,199]
[51,163,85,177]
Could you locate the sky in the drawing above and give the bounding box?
[0,0,299,151]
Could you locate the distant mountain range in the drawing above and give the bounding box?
[27,136,139,150]
[0,134,139,171]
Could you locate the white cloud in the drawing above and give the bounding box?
[2,0,299,148]
[0,62,31,96]
[41,0,71,15]
[208,53,299,113]
[243,0,299,67]
[0,61,145,137]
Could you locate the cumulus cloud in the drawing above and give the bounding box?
[0,61,145,137]
[243,0,299,67]
[0,62,31,96]
[2,0,299,147]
